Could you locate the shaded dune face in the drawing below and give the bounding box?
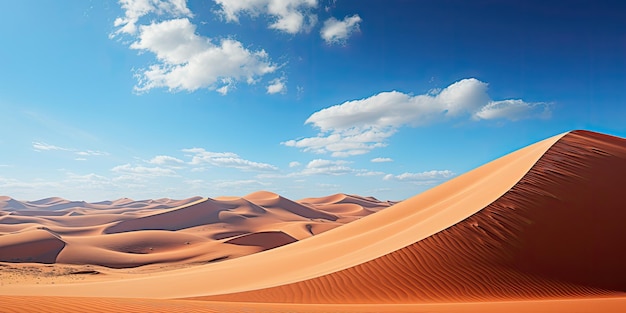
[224,231,298,251]
[200,130,626,303]
[0,229,65,264]
[103,200,234,234]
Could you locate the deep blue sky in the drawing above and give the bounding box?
[0,0,624,201]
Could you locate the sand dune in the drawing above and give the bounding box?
[0,192,392,268]
[201,130,626,303]
[0,130,624,312]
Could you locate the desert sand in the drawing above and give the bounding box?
[0,130,624,312]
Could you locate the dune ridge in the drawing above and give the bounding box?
[198,130,626,303]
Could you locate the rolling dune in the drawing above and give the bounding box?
[0,192,392,268]
[0,130,625,312]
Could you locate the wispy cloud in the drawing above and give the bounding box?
[111,164,178,177]
[300,159,352,175]
[33,142,70,152]
[183,148,278,171]
[214,179,269,189]
[384,170,455,185]
[33,142,109,158]
[356,170,385,177]
[75,150,109,156]
[474,99,551,120]
[371,157,393,163]
[283,78,550,156]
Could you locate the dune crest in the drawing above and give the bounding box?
[200,130,626,303]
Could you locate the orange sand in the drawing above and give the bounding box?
[1,130,625,312]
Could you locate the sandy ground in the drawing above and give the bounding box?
[1,130,625,312]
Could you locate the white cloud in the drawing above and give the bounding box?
[267,77,287,94]
[282,128,394,157]
[355,170,385,177]
[214,179,268,189]
[289,161,301,168]
[214,0,319,34]
[33,142,70,151]
[113,0,193,35]
[0,177,61,189]
[384,170,455,185]
[320,14,362,45]
[283,78,550,156]
[371,157,393,163]
[111,164,178,177]
[300,159,353,175]
[76,150,109,156]
[182,148,278,171]
[148,155,185,165]
[130,18,277,93]
[474,99,551,121]
[33,142,109,157]
[65,173,115,188]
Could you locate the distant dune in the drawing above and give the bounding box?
[0,130,624,312]
[0,193,391,268]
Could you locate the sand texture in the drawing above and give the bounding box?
[1,130,625,312]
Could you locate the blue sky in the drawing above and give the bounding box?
[1,0,624,201]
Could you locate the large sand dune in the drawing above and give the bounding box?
[1,130,625,312]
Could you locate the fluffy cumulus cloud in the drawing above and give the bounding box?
[182,148,278,171]
[320,14,362,44]
[113,0,278,94]
[113,0,193,35]
[266,77,287,94]
[113,0,365,94]
[283,78,550,156]
[147,155,185,165]
[130,18,277,93]
[384,170,455,184]
[214,0,319,34]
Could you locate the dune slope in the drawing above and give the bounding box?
[0,130,565,299]
[199,130,626,303]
